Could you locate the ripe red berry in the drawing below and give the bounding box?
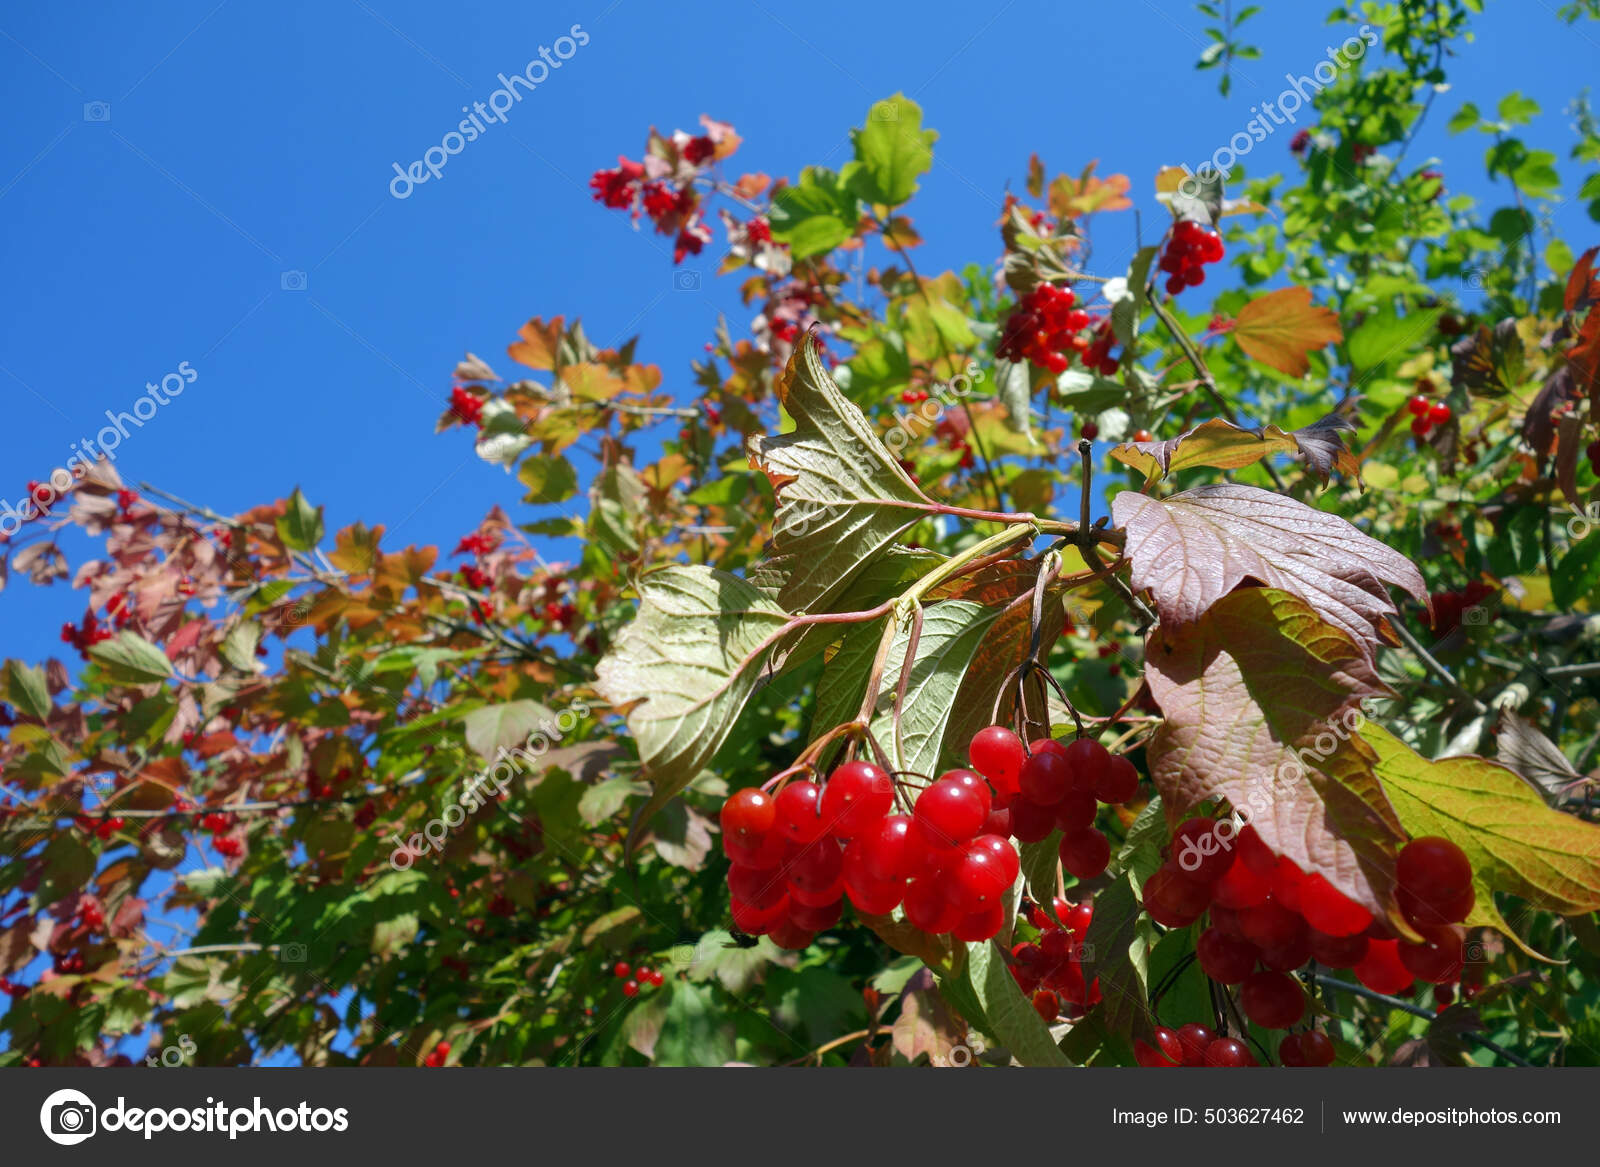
[1410,415,1432,438]
[622,979,640,997]
[1019,748,1073,805]
[903,874,964,934]
[968,725,1026,803]
[1093,755,1140,805]
[1196,926,1259,983]
[1142,861,1211,927]
[1058,829,1111,881]
[1008,797,1057,843]
[1396,836,1474,925]
[1176,1022,1215,1066]
[1205,1037,1256,1067]
[1407,395,1431,416]
[858,814,915,883]
[1308,927,1369,968]
[1398,928,1465,984]
[1062,737,1112,793]
[1298,1030,1336,1066]
[768,919,815,951]
[1211,853,1272,908]
[1279,1032,1308,1067]
[1353,937,1415,995]
[728,864,787,910]
[913,775,989,847]
[1240,970,1305,1029]
[948,839,1016,914]
[774,781,826,844]
[730,894,790,934]
[1170,818,1236,884]
[1053,790,1098,834]
[720,789,785,867]
[786,839,845,906]
[1237,901,1307,953]
[789,897,843,933]
[1134,1026,1183,1067]
[1081,421,1100,441]
[1032,990,1060,1021]
[1131,428,1154,443]
[1297,873,1373,937]
[820,761,895,838]
[1428,401,1452,424]
[952,903,1005,943]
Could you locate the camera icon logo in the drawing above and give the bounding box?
[673,270,701,292]
[279,942,308,963]
[40,1088,97,1145]
[280,270,308,292]
[1462,605,1489,627]
[83,102,111,122]
[670,942,701,968]
[1462,939,1488,963]
[872,100,900,122]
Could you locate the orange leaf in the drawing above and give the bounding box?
[1048,163,1132,219]
[508,316,564,370]
[1232,287,1342,377]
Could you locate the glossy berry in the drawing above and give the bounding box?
[1398,931,1465,984]
[613,961,630,979]
[1094,755,1140,805]
[948,841,1015,913]
[1428,401,1452,424]
[1053,790,1098,834]
[622,979,640,997]
[969,725,1026,802]
[1298,1030,1336,1066]
[1170,818,1236,884]
[1019,749,1072,806]
[913,775,989,847]
[820,761,895,838]
[1081,421,1100,441]
[903,874,963,934]
[786,839,845,906]
[1142,861,1211,927]
[1134,1026,1184,1067]
[728,863,787,910]
[952,904,1005,943]
[1308,927,1369,968]
[1353,937,1415,995]
[1211,853,1272,908]
[730,894,790,934]
[774,781,826,844]
[1062,737,1112,793]
[1176,1022,1215,1066]
[1407,395,1432,417]
[720,789,785,867]
[1032,990,1060,1021]
[858,815,915,883]
[1205,1037,1255,1067]
[1196,926,1259,983]
[1410,415,1433,438]
[1239,970,1306,1029]
[1396,836,1474,925]
[1297,873,1373,937]
[768,919,815,951]
[1008,797,1057,843]
[1237,902,1307,953]
[789,897,843,933]
[1058,829,1111,881]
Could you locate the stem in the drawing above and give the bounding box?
[1390,618,1488,715]
[1311,974,1535,1066]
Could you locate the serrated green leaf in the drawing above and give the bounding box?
[4,659,50,719]
[518,453,579,504]
[849,93,938,208]
[88,631,175,684]
[948,939,1071,1066]
[276,487,324,551]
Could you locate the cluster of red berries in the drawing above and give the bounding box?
[1135,826,1477,1061]
[717,725,1141,951]
[453,531,500,557]
[1136,1021,1337,1068]
[77,899,105,931]
[73,815,126,841]
[614,960,663,998]
[423,1040,450,1068]
[1079,319,1119,377]
[1158,219,1225,296]
[589,136,721,264]
[1011,897,1100,1020]
[59,612,116,656]
[997,284,1093,374]
[1428,580,1495,637]
[1405,387,1453,438]
[449,385,485,427]
[0,976,29,999]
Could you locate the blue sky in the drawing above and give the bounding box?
[1,0,1597,671]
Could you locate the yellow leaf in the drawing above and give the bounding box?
[507,316,564,370]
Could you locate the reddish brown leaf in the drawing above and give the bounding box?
[1231,287,1343,377]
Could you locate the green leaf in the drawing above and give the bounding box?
[581,905,642,947]
[219,622,263,673]
[3,659,51,719]
[1053,369,1127,413]
[1554,530,1600,609]
[1020,833,1064,902]
[748,332,926,612]
[88,631,175,684]
[769,166,860,259]
[849,93,938,208]
[276,487,324,552]
[948,940,1071,1066]
[595,566,792,824]
[654,981,736,1066]
[38,834,95,905]
[588,463,647,559]
[1497,91,1540,126]
[517,454,579,504]
[1346,308,1442,372]
[1447,102,1480,133]
[461,699,560,760]
[1082,872,1160,1039]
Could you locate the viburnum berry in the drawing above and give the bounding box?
[857,814,915,883]
[903,874,963,934]
[1061,737,1111,793]
[1142,861,1211,927]
[1158,218,1225,296]
[841,855,907,916]
[728,864,787,910]
[1411,415,1433,438]
[1353,937,1415,995]
[1211,854,1272,908]
[1093,754,1140,804]
[1407,394,1432,417]
[1032,990,1060,1021]
[1053,790,1098,834]
[613,961,631,979]
[1196,926,1259,983]
[1009,797,1057,843]
[1396,836,1474,926]
[1397,927,1465,984]
[1134,1026,1184,1067]
[952,903,1005,943]
[720,788,786,868]
[768,919,815,951]
[1298,1030,1336,1066]
[1238,901,1308,952]
[1170,818,1236,884]
[1061,899,1093,935]
[1080,420,1100,441]
[1132,428,1154,443]
[1176,1022,1216,1066]
[789,897,842,932]
[1204,1037,1256,1067]
[1308,927,1370,968]
[997,283,1089,374]
[730,894,789,935]
[819,761,894,839]
[1058,829,1111,881]
[1240,970,1306,1030]
[1297,872,1373,936]
[774,781,826,844]
[968,725,1026,803]
[1428,401,1452,425]
[1019,747,1072,805]
[786,840,845,906]
[913,773,989,847]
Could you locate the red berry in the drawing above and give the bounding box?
[1205,1037,1256,1067]
[858,814,915,883]
[1094,755,1140,804]
[1299,1030,1336,1066]
[1297,873,1373,937]
[786,839,845,906]
[969,725,1026,803]
[1428,401,1452,424]
[1081,421,1100,441]
[1059,829,1111,881]
[1062,737,1112,794]
[1280,1033,1308,1066]
[1142,861,1210,927]
[952,904,1004,942]
[1398,928,1465,984]
[1131,429,1154,443]
[913,775,989,847]
[1019,748,1073,805]
[728,863,788,910]
[720,789,785,867]
[1396,836,1474,925]
[1053,790,1098,834]
[789,897,843,933]
[768,919,815,950]
[1212,853,1272,908]
[1177,1023,1215,1066]
[1240,970,1305,1029]
[820,761,895,838]
[1237,902,1307,952]
[774,781,826,844]
[1170,819,1236,883]
[1196,926,1259,983]
[622,980,639,997]
[948,839,1016,914]
[1410,415,1432,438]
[842,841,907,915]
[730,894,790,934]
[1062,900,1094,935]
[1008,798,1057,843]
[1407,395,1431,417]
[903,874,964,934]
[1353,937,1415,995]
[1308,927,1369,968]
[1032,990,1060,1021]
[1134,1026,1183,1067]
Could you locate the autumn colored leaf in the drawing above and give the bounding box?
[1109,414,1359,485]
[1048,162,1132,219]
[507,316,564,370]
[1362,723,1600,919]
[1112,483,1428,657]
[1144,587,1406,917]
[1230,287,1342,377]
